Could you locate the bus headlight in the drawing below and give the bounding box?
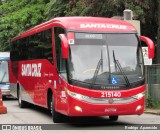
[132,92,145,100]
[65,88,89,100]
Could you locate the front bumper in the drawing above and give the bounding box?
[66,96,144,116]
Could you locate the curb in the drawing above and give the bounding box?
[144,109,160,115]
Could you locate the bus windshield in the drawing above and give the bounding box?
[68,33,144,89]
[0,61,9,83]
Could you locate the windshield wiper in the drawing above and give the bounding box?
[112,50,131,87]
[90,50,103,88]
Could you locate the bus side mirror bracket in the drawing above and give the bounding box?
[140,36,155,59]
[59,34,69,59]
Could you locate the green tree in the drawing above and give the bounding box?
[45,0,152,23]
[0,0,49,51]
[65,0,144,17]
[45,0,69,20]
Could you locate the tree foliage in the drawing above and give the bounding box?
[65,0,124,17]
[0,0,49,51]
[45,0,69,20]
[45,0,155,25]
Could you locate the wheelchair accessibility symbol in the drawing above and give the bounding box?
[111,77,118,84]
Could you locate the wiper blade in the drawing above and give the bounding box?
[112,50,131,87]
[90,50,103,88]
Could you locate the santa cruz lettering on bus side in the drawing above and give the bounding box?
[21,63,42,77]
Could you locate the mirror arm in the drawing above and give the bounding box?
[140,36,155,58]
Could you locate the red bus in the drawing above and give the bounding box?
[10,17,154,123]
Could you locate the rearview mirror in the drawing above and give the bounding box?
[59,34,69,59]
[140,36,155,59]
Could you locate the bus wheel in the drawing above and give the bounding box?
[18,86,27,108]
[109,116,118,121]
[51,95,63,123]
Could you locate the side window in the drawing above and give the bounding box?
[28,29,53,63]
[54,27,67,79]
[20,38,28,60]
[11,29,53,63]
[10,38,28,61]
[28,32,42,60]
[10,41,18,61]
[43,30,53,63]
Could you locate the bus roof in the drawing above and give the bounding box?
[11,17,137,42]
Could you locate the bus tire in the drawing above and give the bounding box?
[18,86,27,108]
[109,116,118,121]
[51,94,63,123]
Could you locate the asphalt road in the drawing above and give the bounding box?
[0,97,160,132]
